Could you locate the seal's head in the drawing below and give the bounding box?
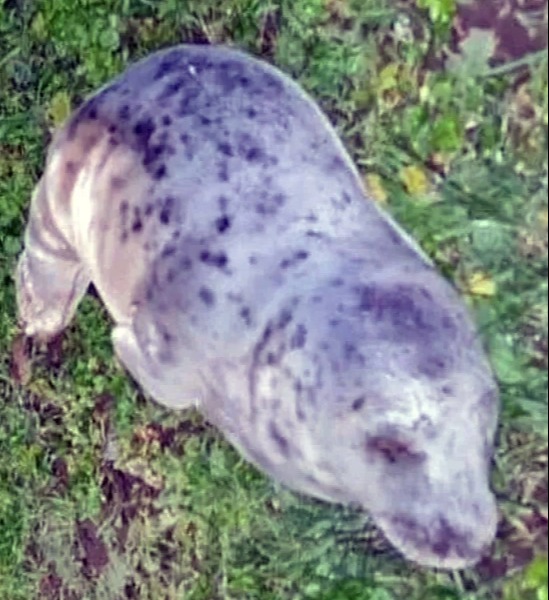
[249,264,499,569]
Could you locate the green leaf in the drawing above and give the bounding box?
[431,113,463,152]
[526,555,549,588]
[417,0,456,27]
[490,336,526,385]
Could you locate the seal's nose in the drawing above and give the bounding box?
[381,503,498,569]
[425,516,491,567]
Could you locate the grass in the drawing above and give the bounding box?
[0,0,547,598]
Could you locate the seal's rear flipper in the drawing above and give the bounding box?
[16,178,90,339]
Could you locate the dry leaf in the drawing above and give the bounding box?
[467,271,497,297]
[48,91,72,128]
[365,173,388,203]
[400,165,430,196]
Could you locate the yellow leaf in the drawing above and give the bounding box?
[400,165,429,196]
[539,209,548,229]
[378,63,399,92]
[467,272,497,297]
[48,91,72,128]
[365,173,388,204]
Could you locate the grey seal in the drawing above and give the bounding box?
[15,44,499,569]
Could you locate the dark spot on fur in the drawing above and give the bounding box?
[266,352,278,365]
[262,73,283,94]
[131,207,143,233]
[218,195,229,210]
[153,164,167,180]
[133,117,156,147]
[179,257,192,270]
[418,355,450,378]
[256,192,286,215]
[145,203,154,216]
[65,161,78,175]
[240,307,252,326]
[329,155,346,172]
[246,107,257,119]
[357,284,436,340]
[159,196,174,225]
[199,287,215,306]
[176,88,202,117]
[269,422,290,457]
[290,324,306,349]
[215,60,246,94]
[110,176,126,190]
[153,51,183,80]
[199,250,228,269]
[351,397,365,411]
[161,245,176,258]
[343,342,358,361]
[441,316,455,331]
[331,190,353,210]
[217,162,229,182]
[253,323,273,363]
[245,147,263,162]
[158,77,185,101]
[108,124,117,134]
[162,114,172,126]
[118,104,130,120]
[277,308,293,329]
[280,250,309,269]
[217,142,233,157]
[199,115,212,126]
[143,144,165,168]
[215,215,231,234]
[226,292,242,303]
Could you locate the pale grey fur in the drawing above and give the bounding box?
[16,45,499,569]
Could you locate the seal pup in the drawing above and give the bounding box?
[16,44,499,569]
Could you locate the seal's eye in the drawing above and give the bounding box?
[366,435,424,465]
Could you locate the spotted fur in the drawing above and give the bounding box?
[16,45,499,569]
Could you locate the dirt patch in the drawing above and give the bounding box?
[10,332,66,386]
[452,0,547,64]
[259,9,281,59]
[38,568,79,600]
[75,519,109,578]
[99,462,163,551]
[477,435,548,581]
[9,333,32,385]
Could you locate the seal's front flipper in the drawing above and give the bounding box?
[16,178,90,340]
[112,320,201,410]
